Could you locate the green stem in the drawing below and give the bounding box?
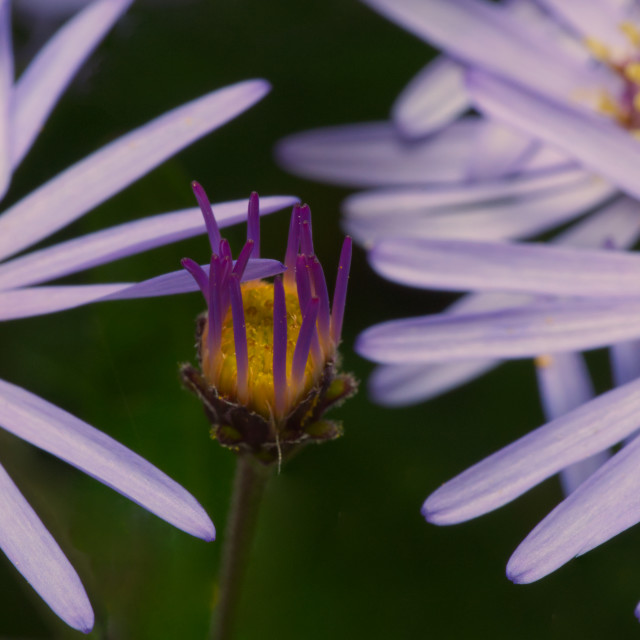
[210,454,272,640]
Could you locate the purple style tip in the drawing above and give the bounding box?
[273,276,288,416]
[284,204,302,288]
[192,181,221,254]
[181,258,210,305]
[330,236,352,345]
[291,297,320,386]
[247,192,261,258]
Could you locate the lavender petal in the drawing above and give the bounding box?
[423,375,640,524]
[0,79,271,261]
[0,378,215,540]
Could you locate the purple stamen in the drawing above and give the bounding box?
[208,254,222,356]
[181,258,210,305]
[273,276,288,416]
[330,236,352,345]
[298,205,314,256]
[310,256,331,349]
[291,297,320,388]
[284,204,302,288]
[232,240,255,281]
[295,254,321,362]
[247,191,260,258]
[192,181,221,254]
[229,273,249,404]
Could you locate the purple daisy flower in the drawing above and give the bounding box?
[0,0,295,631]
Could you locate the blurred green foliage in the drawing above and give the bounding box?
[2,1,639,638]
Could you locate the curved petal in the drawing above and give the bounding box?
[11,0,133,168]
[369,236,640,297]
[0,0,12,200]
[355,298,640,364]
[391,56,469,139]
[507,432,640,583]
[422,375,640,525]
[0,259,284,320]
[468,70,640,201]
[369,360,499,406]
[345,174,614,245]
[0,79,271,262]
[0,195,297,289]
[0,459,93,632]
[0,378,215,541]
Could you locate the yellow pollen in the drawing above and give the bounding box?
[624,61,640,84]
[200,280,322,419]
[584,37,611,62]
[621,21,640,48]
[596,90,622,118]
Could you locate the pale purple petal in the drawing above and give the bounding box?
[611,340,640,386]
[369,237,640,297]
[0,195,297,289]
[391,56,469,139]
[465,120,536,181]
[345,174,614,245]
[535,352,608,494]
[423,375,640,524]
[11,0,133,168]
[554,195,640,248]
[0,0,12,200]
[468,70,640,201]
[535,0,628,50]
[0,378,215,540]
[0,459,94,632]
[276,119,483,187]
[369,360,499,406]
[355,298,640,364]
[0,79,271,262]
[507,432,640,583]
[0,259,283,320]
[0,284,130,320]
[106,258,284,301]
[342,166,594,220]
[362,0,611,107]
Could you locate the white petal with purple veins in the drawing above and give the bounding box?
[11,0,133,168]
[391,56,469,139]
[0,79,271,262]
[369,237,640,296]
[423,375,640,524]
[0,378,215,540]
[507,432,640,583]
[0,459,94,632]
[0,196,297,290]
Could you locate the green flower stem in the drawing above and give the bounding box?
[210,453,272,640]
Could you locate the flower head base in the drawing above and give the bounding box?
[180,183,356,464]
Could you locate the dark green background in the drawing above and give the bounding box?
[2,1,638,637]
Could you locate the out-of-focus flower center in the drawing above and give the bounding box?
[586,21,640,132]
[201,280,323,419]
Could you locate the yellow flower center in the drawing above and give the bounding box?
[200,280,322,419]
